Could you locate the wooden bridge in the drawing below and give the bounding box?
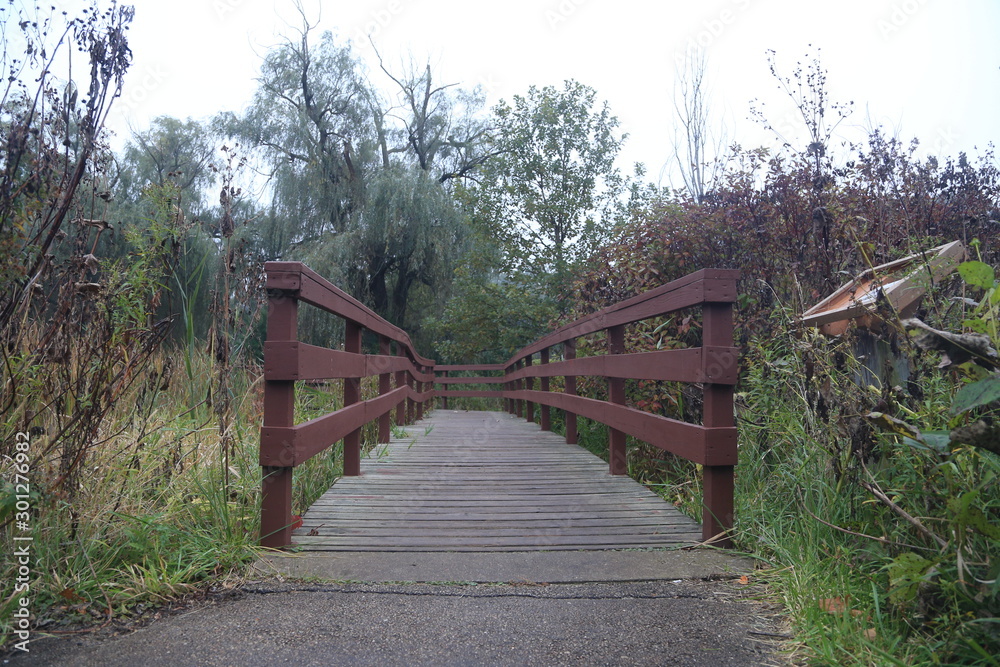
[260,262,739,555]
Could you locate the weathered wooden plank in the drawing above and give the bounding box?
[507,390,738,465]
[504,347,738,385]
[510,269,739,362]
[292,410,702,551]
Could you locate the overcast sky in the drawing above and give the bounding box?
[95,0,1000,185]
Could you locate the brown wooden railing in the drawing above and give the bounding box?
[259,262,435,548]
[434,268,741,545]
[260,264,739,548]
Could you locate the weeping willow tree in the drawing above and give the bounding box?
[217,5,492,346]
[299,165,467,346]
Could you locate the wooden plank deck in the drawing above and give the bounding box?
[293,410,703,551]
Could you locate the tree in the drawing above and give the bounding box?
[669,49,727,202]
[218,8,493,338]
[429,81,630,362]
[116,116,217,219]
[750,46,854,193]
[371,49,497,184]
[472,80,627,293]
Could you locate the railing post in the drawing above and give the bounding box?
[564,338,578,445]
[702,302,736,547]
[441,370,448,410]
[540,347,551,431]
[415,365,424,421]
[378,336,391,444]
[525,354,534,424]
[506,365,514,414]
[515,359,523,418]
[395,355,406,428]
[407,365,416,425]
[607,325,627,475]
[343,320,362,476]
[421,365,428,418]
[260,291,297,548]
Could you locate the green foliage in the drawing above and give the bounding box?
[116,116,217,220]
[426,212,556,363]
[216,17,491,343]
[471,79,627,291]
[430,81,633,363]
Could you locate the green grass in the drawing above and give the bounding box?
[545,310,999,664]
[0,348,392,649]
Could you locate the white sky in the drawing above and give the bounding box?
[70,0,1000,185]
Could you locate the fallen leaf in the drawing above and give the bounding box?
[290,515,303,530]
[58,587,85,603]
[738,575,750,585]
[864,628,877,640]
[819,596,850,614]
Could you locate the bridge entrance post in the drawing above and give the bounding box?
[702,302,736,547]
[260,292,297,548]
[607,325,627,475]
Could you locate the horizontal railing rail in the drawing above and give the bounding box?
[259,261,435,548]
[438,268,741,545]
[260,263,740,549]
[433,363,506,408]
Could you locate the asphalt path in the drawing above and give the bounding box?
[6,579,786,666]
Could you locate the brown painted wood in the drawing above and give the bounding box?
[263,343,422,381]
[508,390,737,466]
[265,262,433,367]
[293,411,702,551]
[435,376,505,384]
[540,347,551,431]
[511,269,738,362]
[378,336,391,444]
[260,292,297,548]
[434,364,506,372]
[342,321,362,476]
[261,262,739,550]
[701,302,737,547]
[607,325,627,476]
[505,347,738,385]
[564,338,578,445]
[436,390,505,398]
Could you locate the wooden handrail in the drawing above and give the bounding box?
[261,262,740,549]
[259,261,436,548]
[433,268,741,546]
